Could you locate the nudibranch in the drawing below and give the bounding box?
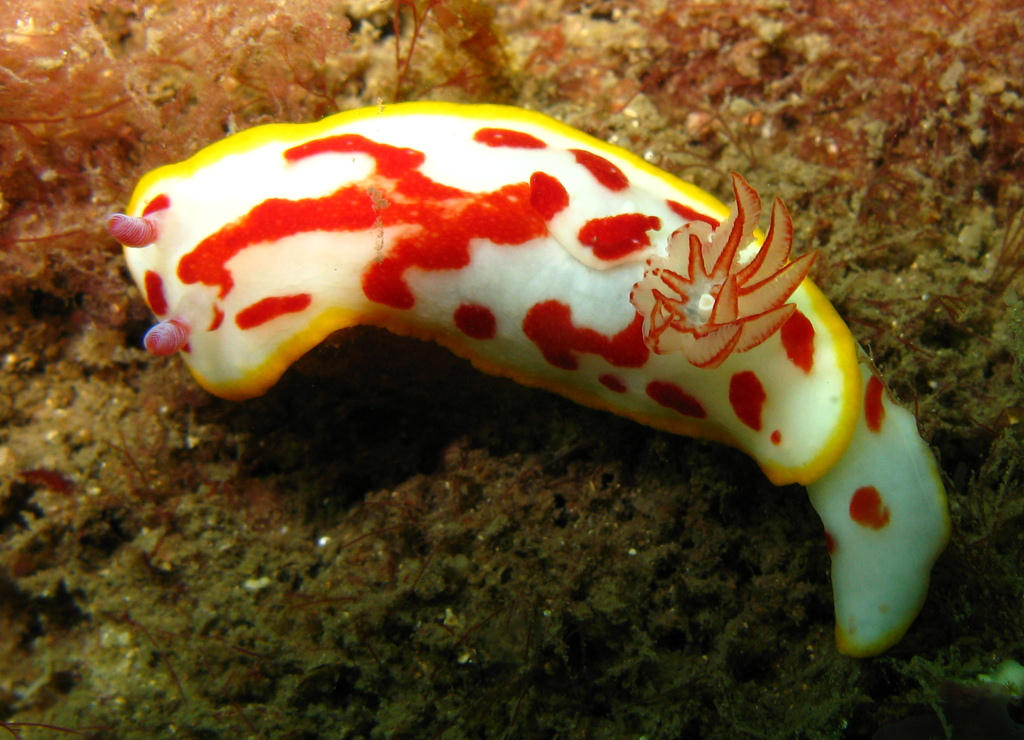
[109,102,949,656]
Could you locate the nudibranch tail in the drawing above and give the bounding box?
[807,358,949,657]
[113,101,948,656]
[630,173,816,368]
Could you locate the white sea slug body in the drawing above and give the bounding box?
[109,102,949,656]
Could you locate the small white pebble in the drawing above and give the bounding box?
[242,576,273,591]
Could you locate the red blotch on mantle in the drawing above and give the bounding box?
[849,486,890,530]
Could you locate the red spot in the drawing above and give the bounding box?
[473,127,546,149]
[454,303,497,339]
[770,429,782,445]
[598,374,627,392]
[646,380,707,418]
[19,469,75,495]
[666,199,719,228]
[209,306,225,331]
[284,134,424,178]
[179,135,548,308]
[236,293,313,329]
[522,300,649,370]
[780,310,815,373]
[729,371,766,431]
[144,270,168,315]
[142,193,171,216]
[395,170,465,200]
[178,187,379,298]
[864,376,886,433]
[578,214,661,261]
[824,530,836,554]
[362,181,545,309]
[849,486,890,530]
[570,149,628,191]
[529,171,569,220]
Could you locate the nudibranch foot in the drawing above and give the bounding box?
[110,101,948,656]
